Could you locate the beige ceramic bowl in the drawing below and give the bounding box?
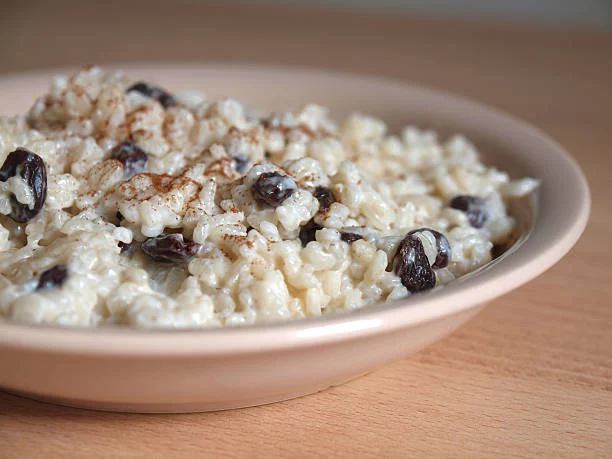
[0,64,589,413]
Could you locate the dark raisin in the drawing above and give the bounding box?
[116,211,124,221]
[450,195,488,228]
[36,265,68,290]
[232,156,249,174]
[407,228,452,269]
[264,151,271,159]
[340,232,363,244]
[127,81,177,108]
[393,234,436,294]
[492,243,507,259]
[110,141,148,178]
[313,186,336,213]
[251,172,298,207]
[299,220,322,247]
[141,234,200,263]
[0,148,47,223]
[430,231,452,269]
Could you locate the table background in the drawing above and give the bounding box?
[1,2,611,457]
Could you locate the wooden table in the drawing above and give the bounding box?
[1,2,611,457]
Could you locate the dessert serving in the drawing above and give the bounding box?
[0,67,538,328]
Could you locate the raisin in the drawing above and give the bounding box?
[110,141,147,178]
[340,232,363,243]
[299,220,322,247]
[251,172,298,207]
[430,231,452,269]
[127,81,177,108]
[232,156,249,174]
[393,234,436,294]
[0,148,47,223]
[141,234,200,263]
[492,243,507,259]
[116,211,124,221]
[313,186,336,213]
[36,265,68,290]
[407,228,452,269]
[450,195,488,228]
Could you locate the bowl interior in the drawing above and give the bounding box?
[0,64,589,353]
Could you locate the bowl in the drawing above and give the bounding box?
[0,64,590,413]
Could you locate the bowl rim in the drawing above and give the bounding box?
[0,62,591,356]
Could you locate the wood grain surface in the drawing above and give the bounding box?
[0,2,611,457]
